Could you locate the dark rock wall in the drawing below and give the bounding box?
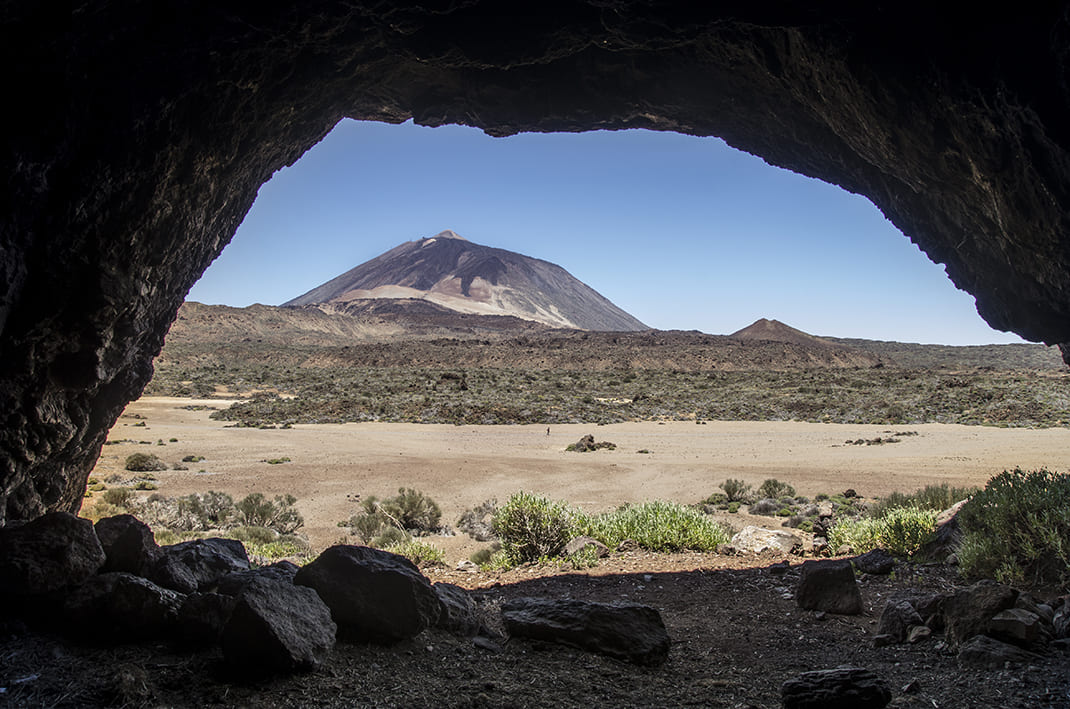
[2,2,1069,522]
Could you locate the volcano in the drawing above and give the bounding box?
[283,230,648,331]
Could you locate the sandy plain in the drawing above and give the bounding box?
[88,396,1070,561]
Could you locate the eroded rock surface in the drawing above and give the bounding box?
[2,4,1070,522]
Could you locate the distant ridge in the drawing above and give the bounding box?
[729,318,834,347]
[283,230,647,331]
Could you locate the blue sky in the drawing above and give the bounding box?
[187,118,1027,345]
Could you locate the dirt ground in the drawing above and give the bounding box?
[90,397,1070,561]
[3,397,1068,707]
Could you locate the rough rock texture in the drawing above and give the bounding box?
[501,597,671,666]
[876,600,924,644]
[957,634,1043,669]
[0,512,105,594]
[730,526,798,555]
[63,572,184,642]
[221,576,337,675]
[943,580,1018,647]
[852,549,896,576]
[433,582,481,637]
[293,545,440,642]
[781,667,892,709]
[148,538,251,593]
[2,4,1070,523]
[94,514,159,575]
[795,560,863,615]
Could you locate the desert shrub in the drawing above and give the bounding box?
[347,506,387,543]
[264,457,291,465]
[236,493,304,534]
[582,500,729,552]
[124,453,167,473]
[457,499,498,541]
[492,491,579,564]
[719,478,753,503]
[385,538,446,566]
[815,493,830,502]
[871,482,978,518]
[703,492,728,506]
[470,547,496,565]
[228,525,278,545]
[181,455,205,463]
[758,479,795,500]
[380,488,441,535]
[370,526,410,549]
[133,481,157,491]
[244,534,312,562]
[828,516,883,554]
[727,502,740,513]
[101,487,136,509]
[828,507,935,556]
[748,498,779,516]
[957,468,1070,586]
[776,507,793,517]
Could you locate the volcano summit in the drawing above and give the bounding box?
[283,231,647,331]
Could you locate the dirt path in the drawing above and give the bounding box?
[89,397,1070,559]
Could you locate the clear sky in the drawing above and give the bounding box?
[187,118,1028,345]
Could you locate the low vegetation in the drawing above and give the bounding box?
[957,467,1070,587]
[143,363,1070,428]
[828,507,937,557]
[123,453,167,472]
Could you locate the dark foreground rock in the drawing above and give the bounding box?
[63,572,183,642]
[434,582,481,637]
[222,576,336,675]
[0,512,105,595]
[294,545,440,642]
[943,580,1018,647]
[957,634,1043,669]
[852,549,895,575]
[149,537,250,593]
[94,514,159,575]
[795,560,863,615]
[501,597,670,666]
[781,667,891,708]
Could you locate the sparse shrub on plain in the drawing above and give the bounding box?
[124,453,167,473]
[492,491,579,564]
[748,498,779,516]
[385,538,446,566]
[581,500,729,552]
[101,486,136,510]
[758,479,795,500]
[457,499,498,541]
[370,526,410,550]
[957,467,1070,586]
[470,547,496,566]
[228,525,278,545]
[236,492,304,534]
[870,482,977,518]
[727,502,740,513]
[719,478,753,503]
[181,455,205,463]
[828,507,935,556]
[133,481,157,490]
[379,488,441,535]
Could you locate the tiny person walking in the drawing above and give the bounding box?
[546,427,550,436]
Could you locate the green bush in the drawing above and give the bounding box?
[492,491,579,564]
[957,468,1070,586]
[828,507,935,556]
[370,526,410,549]
[228,525,278,545]
[581,500,729,552]
[235,493,304,534]
[758,479,796,500]
[124,453,167,472]
[871,482,977,518]
[385,539,446,566]
[719,478,753,503]
[101,486,136,509]
[380,488,441,535]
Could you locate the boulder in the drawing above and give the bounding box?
[565,434,616,452]
[222,576,336,675]
[294,545,440,642]
[94,514,159,575]
[957,634,1043,669]
[876,600,923,643]
[63,572,183,641]
[852,549,895,575]
[987,608,1049,649]
[1053,600,1070,639]
[216,560,300,596]
[177,592,238,647]
[0,512,105,595]
[913,500,966,562]
[564,536,610,558]
[149,537,250,593]
[501,597,670,666]
[796,560,863,615]
[729,526,798,555]
[943,580,1017,647]
[434,582,481,636]
[781,667,891,709]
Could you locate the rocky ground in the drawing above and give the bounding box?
[2,551,1068,708]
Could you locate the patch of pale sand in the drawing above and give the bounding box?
[90,397,1070,562]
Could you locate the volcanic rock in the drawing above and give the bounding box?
[63,572,183,642]
[294,545,440,642]
[781,667,892,708]
[795,560,863,616]
[501,597,671,666]
[94,514,159,575]
[0,512,105,595]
